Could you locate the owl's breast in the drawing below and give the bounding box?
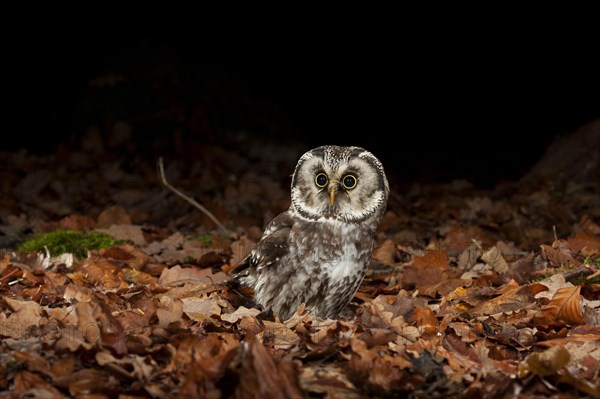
[290,219,373,281]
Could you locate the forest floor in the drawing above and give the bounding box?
[0,122,599,398]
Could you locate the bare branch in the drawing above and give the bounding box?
[157,157,235,238]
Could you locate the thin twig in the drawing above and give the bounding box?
[563,263,599,281]
[157,157,235,238]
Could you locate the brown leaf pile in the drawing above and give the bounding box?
[1,137,600,397]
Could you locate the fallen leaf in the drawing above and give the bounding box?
[412,249,448,269]
[262,320,300,350]
[540,244,580,268]
[182,296,222,321]
[13,370,64,399]
[372,240,399,266]
[535,285,585,326]
[95,351,154,380]
[348,337,411,392]
[59,214,97,231]
[156,295,184,327]
[368,295,421,342]
[63,284,94,302]
[567,231,600,256]
[158,265,227,287]
[457,242,482,270]
[236,341,304,399]
[469,283,541,317]
[300,364,361,399]
[221,306,261,323]
[96,224,146,246]
[97,205,132,228]
[481,246,509,274]
[68,368,111,396]
[521,346,570,377]
[414,306,439,335]
[171,333,239,398]
[101,244,152,270]
[1,297,45,339]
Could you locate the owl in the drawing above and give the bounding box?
[232,145,389,321]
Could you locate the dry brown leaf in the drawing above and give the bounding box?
[365,294,423,341]
[145,231,185,255]
[156,295,184,327]
[448,322,479,343]
[372,239,399,266]
[348,337,411,392]
[236,341,304,399]
[112,288,157,334]
[172,333,239,398]
[1,297,45,339]
[11,351,50,377]
[400,249,451,296]
[535,285,585,326]
[78,257,129,289]
[535,332,600,348]
[481,246,509,274]
[92,300,128,355]
[97,205,132,227]
[182,296,222,321]
[13,370,64,399]
[97,224,146,246]
[63,284,94,303]
[220,306,261,323]
[101,244,152,270]
[412,249,449,269]
[579,215,600,235]
[68,369,111,396]
[457,242,482,270]
[308,319,354,348]
[122,267,159,285]
[435,343,479,378]
[540,244,580,268]
[469,284,540,317]
[414,306,438,335]
[442,224,496,252]
[520,346,570,377]
[427,278,470,297]
[567,231,600,256]
[58,214,97,231]
[300,364,361,399]
[261,320,300,350]
[158,265,227,287]
[76,301,104,344]
[95,351,154,380]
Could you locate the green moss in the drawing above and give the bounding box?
[18,230,124,259]
[583,257,600,268]
[194,234,214,245]
[569,275,600,285]
[192,234,233,245]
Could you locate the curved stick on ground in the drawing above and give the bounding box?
[157,157,235,239]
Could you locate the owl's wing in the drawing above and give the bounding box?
[231,211,294,276]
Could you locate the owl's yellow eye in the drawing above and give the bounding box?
[315,173,328,188]
[342,174,357,189]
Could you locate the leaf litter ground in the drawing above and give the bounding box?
[0,138,599,398]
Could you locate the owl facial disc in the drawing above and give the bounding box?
[290,145,389,223]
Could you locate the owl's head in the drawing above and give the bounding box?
[290,145,389,222]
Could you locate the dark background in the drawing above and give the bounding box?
[6,28,599,187]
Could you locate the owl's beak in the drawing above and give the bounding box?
[329,186,337,205]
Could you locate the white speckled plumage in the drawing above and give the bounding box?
[233,145,389,320]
